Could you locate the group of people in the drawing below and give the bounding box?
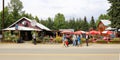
[32,32,90,46]
[62,34,89,47]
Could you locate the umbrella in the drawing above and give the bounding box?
[86,32,89,35]
[74,31,85,34]
[89,30,100,35]
[61,30,73,34]
[102,31,113,35]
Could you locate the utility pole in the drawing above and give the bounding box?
[2,0,4,29]
[2,0,4,41]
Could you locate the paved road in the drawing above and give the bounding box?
[0,47,120,60]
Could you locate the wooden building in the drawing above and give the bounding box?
[3,17,51,41]
[97,20,111,34]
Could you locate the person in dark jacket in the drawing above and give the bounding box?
[85,34,89,46]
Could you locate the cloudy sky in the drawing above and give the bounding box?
[0,0,111,21]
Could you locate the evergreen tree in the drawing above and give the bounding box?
[107,0,120,28]
[46,17,54,29]
[90,16,96,30]
[81,16,89,31]
[68,18,75,29]
[34,16,40,22]
[21,11,34,20]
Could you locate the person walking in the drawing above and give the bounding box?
[65,38,69,47]
[62,34,66,46]
[77,35,81,47]
[32,33,37,45]
[85,34,89,46]
[72,34,77,46]
[50,36,53,44]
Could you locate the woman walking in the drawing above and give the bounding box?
[77,35,81,47]
[72,34,77,46]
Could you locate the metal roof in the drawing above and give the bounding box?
[100,20,111,26]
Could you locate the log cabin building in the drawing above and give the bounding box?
[97,20,111,35]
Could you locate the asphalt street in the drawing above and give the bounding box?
[0,47,120,60]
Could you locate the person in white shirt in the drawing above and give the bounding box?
[32,33,36,45]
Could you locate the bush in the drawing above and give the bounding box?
[54,36,62,43]
[43,36,50,42]
[113,38,120,41]
[4,31,11,41]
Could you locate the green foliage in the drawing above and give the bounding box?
[113,38,120,41]
[96,14,110,27]
[107,0,120,28]
[0,0,101,31]
[46,17,54,29]
[8,0,23,21]
[21,11,34,20]
[43,36,50,43]
[54,36,62,43]
[90,16,96,30]
[67,18,76,29]
[4,31,11,40]
[54,13,65,30]
[0,0,38,29]
[81,16,89,31]
[4,31,18,42]
[34,16,40,23]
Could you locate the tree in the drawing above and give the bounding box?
[107,0,120,28]
[21,11,34,20]
[96,14,110,27]
[46,17,54,29]
[34,16,40,22]
[0,7,14,28]
[90,16,96,30]
[81,16,89,31]
[54,13,65,30]
[39,19,47,26]
[68,18,75,29]
[8,0,23,21]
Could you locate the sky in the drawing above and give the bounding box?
[0,0,111,21]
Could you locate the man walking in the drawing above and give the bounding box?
[85,34,89,46]
[32,33,37,45]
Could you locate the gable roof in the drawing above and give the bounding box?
[100,20,111,26]
[8,17,50,31]
[36,23,50,31]
[8,17,32,28]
